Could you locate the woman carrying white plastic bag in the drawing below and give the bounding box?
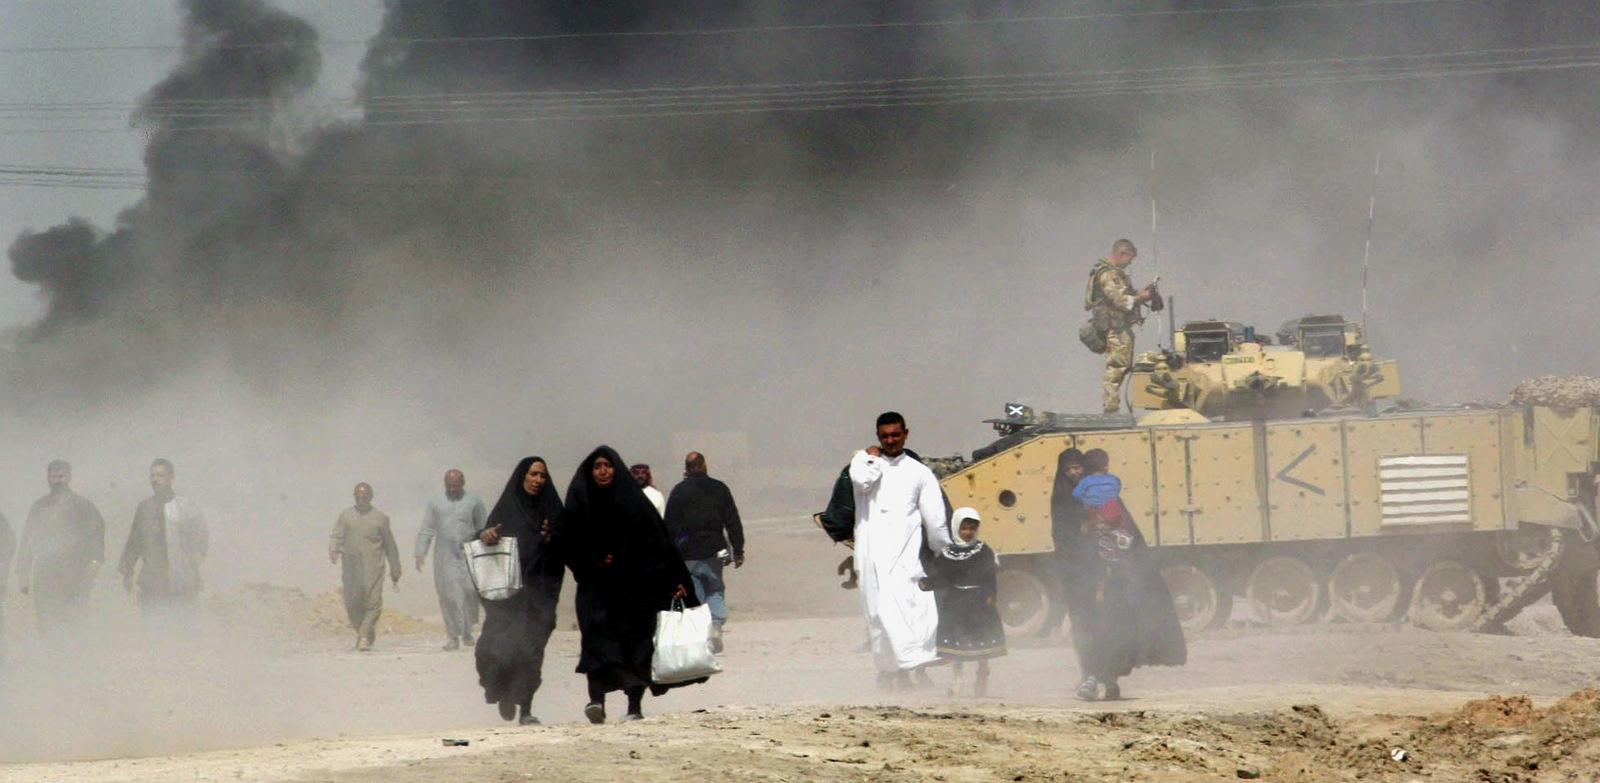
[558,445,708,724]
[652,598,723,684]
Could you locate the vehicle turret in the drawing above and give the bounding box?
[1128,314,1400,419]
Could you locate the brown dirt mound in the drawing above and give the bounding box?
[1508,375,1600,408]
[1544,687,1600,718]
[206,583,442,640]
[307,589,441,636]
[1396,688,1600,781]
[1436,694,1539,729]
[1124,691,1600,782]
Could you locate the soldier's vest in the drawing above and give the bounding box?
[1079,261,1136,353]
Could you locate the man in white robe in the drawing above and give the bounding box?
[850,411,953,689]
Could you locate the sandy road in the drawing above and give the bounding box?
[4,604,1599,782]
[4,519,1599,781]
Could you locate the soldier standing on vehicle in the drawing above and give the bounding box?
[1083,239,1159,414]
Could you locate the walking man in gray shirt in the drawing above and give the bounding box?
[415,469,488,650]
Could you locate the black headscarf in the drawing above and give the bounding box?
[484,456,563,573]
[560,445,690,601]
[1051,447,1089,555]
[565,446,663,524]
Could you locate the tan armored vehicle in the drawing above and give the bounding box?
[926,316,1600,639]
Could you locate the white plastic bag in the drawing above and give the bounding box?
[651,599,723,684]
[462,538,522,601]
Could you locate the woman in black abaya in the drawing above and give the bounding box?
[475,456,565,725]
[1049,449,1187,701]
[557,445,702,723]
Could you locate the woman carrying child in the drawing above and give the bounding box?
[1069,449,1187,700]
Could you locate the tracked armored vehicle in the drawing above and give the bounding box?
[928,315,1600,638]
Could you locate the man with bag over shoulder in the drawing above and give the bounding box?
[850,411,952,691]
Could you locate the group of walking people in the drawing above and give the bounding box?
[838,411,1015,696]
[842,411,1186,702]
[330,447,745,726]
[0,458,209,661]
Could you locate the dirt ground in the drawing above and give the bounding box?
[4,521,1600,782]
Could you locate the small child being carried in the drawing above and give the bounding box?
[1071,448,1133,562]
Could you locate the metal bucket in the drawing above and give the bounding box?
[462,538,522,601]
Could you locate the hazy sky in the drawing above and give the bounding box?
[3,1,1598,490]
[0,0,382,324]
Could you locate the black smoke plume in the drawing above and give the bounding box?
[7,0,1600,439]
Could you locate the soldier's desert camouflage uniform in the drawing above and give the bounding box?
[1085,260,1143,414]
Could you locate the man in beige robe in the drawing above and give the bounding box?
[330,482,401,651]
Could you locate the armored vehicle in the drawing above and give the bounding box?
[927,316,1600,638]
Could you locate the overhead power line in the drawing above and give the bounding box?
[0,163,960,192]
[1,42,1595,138]
[0,0,1468,54]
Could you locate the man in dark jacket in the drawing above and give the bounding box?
[17,460,106,636]
[663,451,744,653]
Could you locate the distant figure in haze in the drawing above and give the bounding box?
[663,451,744,654]
[850,411,953,691]
[558,446,702,724]
[0,510,15,662]
[630,463,667,518]
[1084,238,1159,414]
[415,469,488,651]
[475,456,565,725]
[919,507,1006,697]
[329,482,401,651]
[17,460,106,636]
[1067,448,1187,702]
[118,459,209,624]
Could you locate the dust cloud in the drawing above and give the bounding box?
[1,0,1598,763]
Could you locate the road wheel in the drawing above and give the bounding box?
[1160,564,1230,632]
[1327,553,1403,623]
[1552,538,1600,638]
[1246,556,1322,625]
[996,567,1052,638]
[1409,560,1486,631]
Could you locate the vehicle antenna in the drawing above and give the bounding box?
[1150,146,1162,348]
[1361,152,1381,334]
